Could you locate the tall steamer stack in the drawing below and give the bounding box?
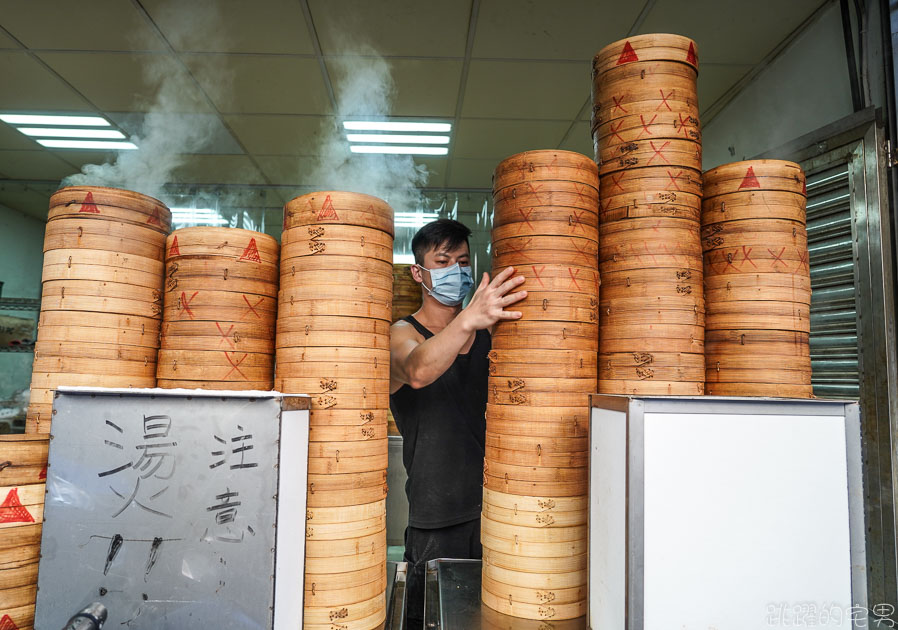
[483,150,598,621]
[391,264,422,322]
[592,34,705,395]
[702,160,812,397]
[276,192,393,630]
[27,187,170,432]
[0,434,49,629]
[157,227,279,389]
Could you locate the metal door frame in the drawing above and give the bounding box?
[759,107,898,614]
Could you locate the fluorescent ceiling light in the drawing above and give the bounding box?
[350,145,448,156]
[347,134,449,145]
[19,127,126,139]
[36,139,138,150]
[0,114,110,126]
[395,212,439,219]
[343,121,451,133]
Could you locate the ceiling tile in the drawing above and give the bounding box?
[310,0,470,57]
[639,0,826,65]
[0,183,53,221]
[474,0,645,60]
[326,58,462,118]
[171,155,266,185]
[141,0,314,55]
[0,28,20,49]
[447,158,495,189]
[0,52,92,110]
[254,155,320,186]
[0,0,165,51]
[184,55,331,115]
[558,121,594,158]
[49,150,118,171]
[107,112,243,154]
[453,118,570,160]
[38,52,211,112]
[0,149,76,181]
[0,122,41,151]
[462,60,589,120]
[698,64,753,113]
[224,114,331,156]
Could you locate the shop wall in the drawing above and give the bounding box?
[702,2,856,169]
[0,205,44,401]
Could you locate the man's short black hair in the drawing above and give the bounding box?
[411,218,471,265]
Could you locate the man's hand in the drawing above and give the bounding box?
[459,267,527,332]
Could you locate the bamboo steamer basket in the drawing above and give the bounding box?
[392,264,422,322]
[277,295,391,321]
[705,382,814,397]
[482,502,586,529]
[484,547,586,574]
[493,235,598,269]
[594,110,700,146]
[702,190,806,223]
[304,562,386,593]
[281,236,393,265]
[508,292,598,324]
[706,329,809,354]
[307,484,388,508]
[487,417,587,438]
[601,190,701,223]
[284,191,394,236]
[43,220,164,260]
[304,573,386,608]
[50,186,171,232]
[484,474,587,498]
[161,328,275,355]
[38,310,160,339]
[0,436,48,487]
[281,255,393,280]
[480,529,586,557]
[494,182,600,213]
[702,160,806,199]
[277,330,389,351]
[598,138,701,175]
[304,544,386,575]
[166,227,278,264]
[34,340,155,364]
[481,587,586,622]
[302,590,385,624]
[492,151,598,191]
[600,165,702,197]
[163,290,276,321]
[0,558,37,590]
[155,380,274,391]
[42,257,163,289]
[488,389,592,408]
[307,500,386,524]
[483,562,587,591]
[491,321,597,352]
[599,379,705,395]
[293,391,390,411]
[485,433,588,456]
[276,346,389,364]
[593,33,698,76]
[277,315,390,337]
[593,93,698,127]
[492,220,599,244]
[483,488,587,513]
[309,408,387,425]
[282,269,392,293]
[156,349,273,383]
[705,300,809,333]
[32,355,156,378]
[305,527,385,557]
[484,460,587,484]
[309,423,387,442]
[42,247,164,278]
[485,404,589,425]
[40,280,162,319]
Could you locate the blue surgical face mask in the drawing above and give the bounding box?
[417,262,474,306]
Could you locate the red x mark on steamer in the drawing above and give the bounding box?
[795,250,809,273]
[241,295,264,320]
[768,247,787,269]
[517,208,535,231]
[637,114,657,138]
[609,120,626,143]
[215,322,235,347]
[531,265,546,287]
[612,94,628,115]
[567,268,582,290]
[224,352,248,379]
[657,89,673,111]
[666,169,683,191]
[647,141,671,165]
[180,291,199,319]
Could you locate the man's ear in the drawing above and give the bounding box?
[409,264,424,284]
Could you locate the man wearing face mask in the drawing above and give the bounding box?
[390,219,526,629]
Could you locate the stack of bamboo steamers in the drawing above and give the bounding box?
[0,434,48,629]
[592,34,705,395]
[276,192,393,630]
[27,187,170,432]
[482,150,598,621]
[157,227,278,389]
[702,160,812,396]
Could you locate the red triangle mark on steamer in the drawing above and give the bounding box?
[617,41,639,65]
[686,42,698,66]
[317,195,339,221]
[738,166,761,189]
[147,206,163,226]
[0,487,34,524]
[169,235,181,257]
[79,191,100,214]
[0,615,19,630]
[238,238,261,263]
[39,465,47,480]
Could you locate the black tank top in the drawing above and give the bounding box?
[390,315,490,528]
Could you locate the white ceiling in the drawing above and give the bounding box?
[0,0,829,221]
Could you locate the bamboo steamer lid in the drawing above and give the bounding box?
[702,190,806,223]
[484,460,586,485]
[0,436,48,487]
[485,404,589,424]
[156,349,273,383]
[44,218,165,258]
[34,341,155,365]
[50,186,171,229]
[485,445,588,469]
[166,226,278,262]
[705,382,813,397]
[594,33,698,74]
[493,235,598,268]
[594,110,700,145]
[492,221,599,244]
[309,423,387,442]
[482,502,586,529]
[40,280,162,319]
[492,320,597,352]
[309,408,388,426]
[494,182,600,212]
[483,562,586,591]
[483,547,586,574]
[284,191,394,236]
[601,165,702,197]
[304,562,386,592]
[493,151,598,191]
[703,160,805,198]
[304,573,386,608]
[481,586,586,622]
[598,138,701,175]
[598,379,705,395]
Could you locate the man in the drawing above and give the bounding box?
[389,218,526,628]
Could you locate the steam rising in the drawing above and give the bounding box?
[310,46,428,213]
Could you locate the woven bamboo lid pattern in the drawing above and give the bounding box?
[702,160,812,397]
[279,191,393,629]
[27,187,169,433]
